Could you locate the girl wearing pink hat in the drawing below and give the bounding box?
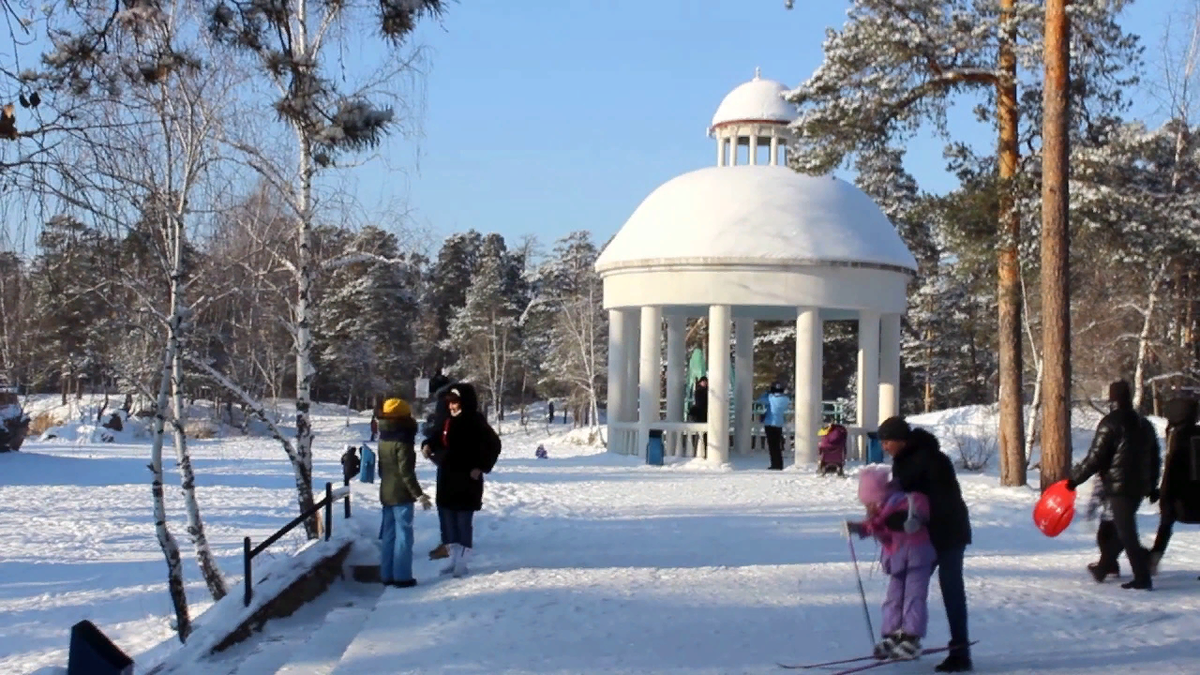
[846,466,936,661]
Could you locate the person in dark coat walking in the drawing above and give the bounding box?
[340,445,361,483]
[422,382,501,577]
[1066,380,1160,590]
[1150,397,1200,573]
[688,377,709,423]
[878,416,973,673]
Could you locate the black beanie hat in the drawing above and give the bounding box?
[877,416,911,441]
[1108,380,1132,409]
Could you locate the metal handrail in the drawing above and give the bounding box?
[242,479,352,606]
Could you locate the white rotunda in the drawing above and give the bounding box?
[596,69,918,466]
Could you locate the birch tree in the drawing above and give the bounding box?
[204,0,445,537]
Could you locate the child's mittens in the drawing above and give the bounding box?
[844,520,867,538]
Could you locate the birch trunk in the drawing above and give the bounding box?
[1133,264,1168,410]
[292,130,319,539]
[167,209,227,601]
[150,347,191,642]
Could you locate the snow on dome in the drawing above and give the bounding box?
[595,165,918,272]
[710,69,797,128]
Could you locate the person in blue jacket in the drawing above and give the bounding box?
[758,382,791,470]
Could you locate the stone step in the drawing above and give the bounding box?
[273,584,384,675]
[226,633,308,675]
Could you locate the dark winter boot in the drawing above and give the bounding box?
[1088,561,1121,582]
[934,646,973,673]
[1120,578,1152,590]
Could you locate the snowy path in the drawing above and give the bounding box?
[4,403,1200,674]
[331,450,1200,675]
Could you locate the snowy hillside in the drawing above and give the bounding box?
[2,403,1198,674]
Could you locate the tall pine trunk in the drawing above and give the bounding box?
[150,346,191,642]
[997,0,1027,486]
[167,210,227,601]
[1039,0,1073,491]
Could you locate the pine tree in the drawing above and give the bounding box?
[785,0,1140,486]
[445,234,523,420]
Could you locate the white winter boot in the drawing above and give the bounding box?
[453,547,472,578]
[439,543,460,576]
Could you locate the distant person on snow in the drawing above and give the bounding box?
[340,445,361,483]
[1150,397,1200,574]
[878,416,974,673]
[422,383,501,578]
[846,465,936,661]
[376,398,431,588]
[1066,380,1160,590]
[688,376,709,423]
[757,382,790,470]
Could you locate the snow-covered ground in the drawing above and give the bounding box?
[3,400,1199,674]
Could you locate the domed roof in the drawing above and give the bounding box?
[710,69,797,128]
[595,165,917,273]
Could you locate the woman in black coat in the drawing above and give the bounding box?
[422,382,501,577]
[1150,397,1200,574]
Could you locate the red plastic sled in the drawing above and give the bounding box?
[1034,479,1076,537]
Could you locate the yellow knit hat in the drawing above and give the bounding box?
[381,398,411,418]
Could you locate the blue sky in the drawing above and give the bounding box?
[353,0,1180,253]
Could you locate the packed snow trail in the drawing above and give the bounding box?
[327,433,1200,675]
[4,402,1200,674]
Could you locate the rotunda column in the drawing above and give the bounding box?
[717,133,726,166]
[625,309,640,423]
[707,304,732,464]
[607,309,627,453]
[749,134,759,165]
[769,134,779,166]
[734,318,754,455]
[857,310,881,459]
[637,306,662,458]
[665,315,686,423]
[794,308,822,465]
[730,137,738,166]
[878,313,902,424]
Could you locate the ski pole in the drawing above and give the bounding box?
[846,531,876,649]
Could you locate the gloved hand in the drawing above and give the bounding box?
[419,494,432,511]
[844,520,867,538]
[1065,479,1077,491]
[1148,488,1160,505]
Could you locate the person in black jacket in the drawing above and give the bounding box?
[688,377,709,423]
[1066,380,1160,590]
[878,416,973,673]
[421,382,501,578]
[421,382,455,560]
[1150,397,1200,573]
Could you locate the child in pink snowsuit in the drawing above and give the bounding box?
[847,466,936,661]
